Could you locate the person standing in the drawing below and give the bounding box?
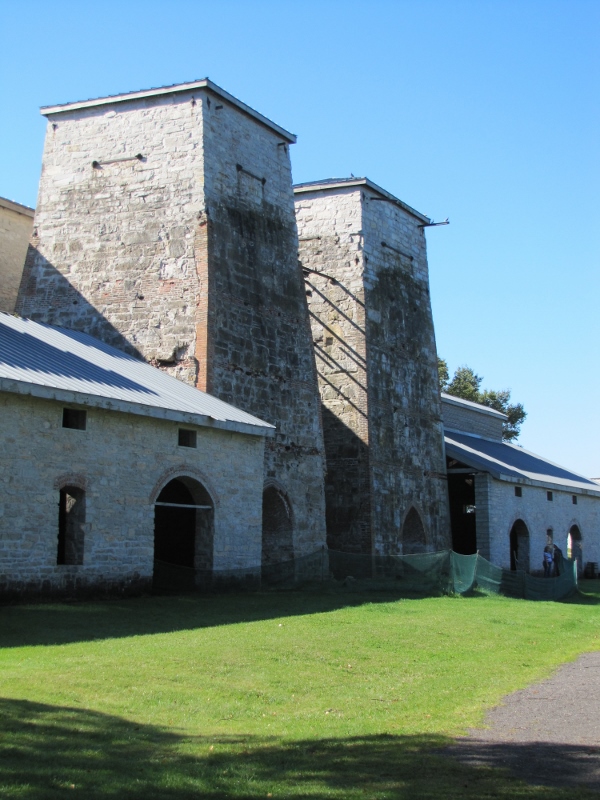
[543,544,554,577]
[553,543,564,577]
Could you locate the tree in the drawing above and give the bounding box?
[438,358,526,442]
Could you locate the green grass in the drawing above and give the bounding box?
[1,583,599,798]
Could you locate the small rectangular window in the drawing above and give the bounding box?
[547,491,553,501]
[178,429,197,448]
[62,408,87,430]
[515,486,522,497]
[572,495,578,505]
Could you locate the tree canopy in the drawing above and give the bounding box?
[438,359,526,442]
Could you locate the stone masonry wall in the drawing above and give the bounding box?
[486,478,600,572]
[295,185,450,554]
[0,201,33,313]
[200,100,327,556]
[295,188,370,551]
[0,392,265,597]
[16,86,327,559]
[17,92,207,384]
[361,190,450,554]
[442,398,504,440]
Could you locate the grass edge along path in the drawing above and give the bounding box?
[1,585,599,799]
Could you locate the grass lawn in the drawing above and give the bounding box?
[1,583,599,799]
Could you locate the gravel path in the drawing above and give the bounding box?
[444,651,600,790]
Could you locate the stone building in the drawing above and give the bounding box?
[294,178,450,555]
[0,312,272,597]
[0,196,34,313]
[16,79,327,565]
[443,393,600,574]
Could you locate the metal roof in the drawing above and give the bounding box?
[0,197,35,217]
[445,430,600,495]
[0,313,274,438]
[293,177,429,223]
[40,78,297,144]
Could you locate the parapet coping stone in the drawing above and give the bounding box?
[293,177,430,224]
[40,78,297,144]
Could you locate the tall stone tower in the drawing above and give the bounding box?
[294,178,450,555]
[17,80,327,560]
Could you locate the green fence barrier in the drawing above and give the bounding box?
[154,548,578,601]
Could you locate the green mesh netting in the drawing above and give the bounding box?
[154,548,578,600]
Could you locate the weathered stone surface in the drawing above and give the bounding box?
[16,84,327,560]
[295,182,451,554]
[0,392,265,597]
[0,198,34,313]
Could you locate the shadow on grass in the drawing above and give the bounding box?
[1,698,598,799]
[0,590,439,649]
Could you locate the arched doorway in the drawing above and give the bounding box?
[262,486,294,568]
[154,477,214,573]
[402,507,427,554]
[567,525,583,575]
[509,519,530,572]
[57,486,86,565]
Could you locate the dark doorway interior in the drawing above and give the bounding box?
[57,486,86,565]
[568,525,583,575]
[447,473,477,555]
[401,507,427,554]
[262,486,294,567]
[154,477,213,570]
[509,519,530,572]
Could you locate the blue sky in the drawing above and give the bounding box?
[2,0,598,475]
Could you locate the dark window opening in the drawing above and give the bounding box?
[57,486,85,565]
[62,408,87,430]
[547,491,553,501]
[401,507,428,555]
[325,337,334,347]
[178,429,197,448]
[515,486,522,497]
[510,519,530,572]
[262,486,294,569]
[572,495,578,505]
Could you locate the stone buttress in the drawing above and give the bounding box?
[16,80,327,561]
[294,178,450,554]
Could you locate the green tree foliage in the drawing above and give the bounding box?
[438,358,526,442]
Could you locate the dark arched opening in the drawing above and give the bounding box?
[509,519,530,572]
[262,486,294,568]
[154,477,214,577]
[57,486,85,565]
[402,507,427,554]
[568,525,583,575]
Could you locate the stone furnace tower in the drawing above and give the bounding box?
[17,80,327,562]
[294,178,450,555]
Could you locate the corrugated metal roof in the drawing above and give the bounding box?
[445,430,600,494]
[0,313,274,437]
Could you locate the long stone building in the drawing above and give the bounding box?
[0,196,34,313]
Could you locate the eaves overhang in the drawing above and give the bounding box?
[0,377,275,439]
[40,78,297,143]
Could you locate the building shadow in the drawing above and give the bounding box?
[1,697,594,799]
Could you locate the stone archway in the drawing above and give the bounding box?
[509,519,530,572]
[262,486,294,567]
[154,476,214,572]
[401,507,427,554]
[568,524,583,576]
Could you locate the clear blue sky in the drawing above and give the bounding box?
[2,0,598,476]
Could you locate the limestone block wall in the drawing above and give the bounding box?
[0,199,34,313]
[441,396,505,441]
[17,92,207,384]
[16,82,327,559]
[295,183,450,554]
[0,392,265,597]
[484,479,600,572]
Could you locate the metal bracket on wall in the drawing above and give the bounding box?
[381,241,414,261]
[418,218,449,228]
[92,154,144,168]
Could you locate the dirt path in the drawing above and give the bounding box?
[444,651,600,790]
